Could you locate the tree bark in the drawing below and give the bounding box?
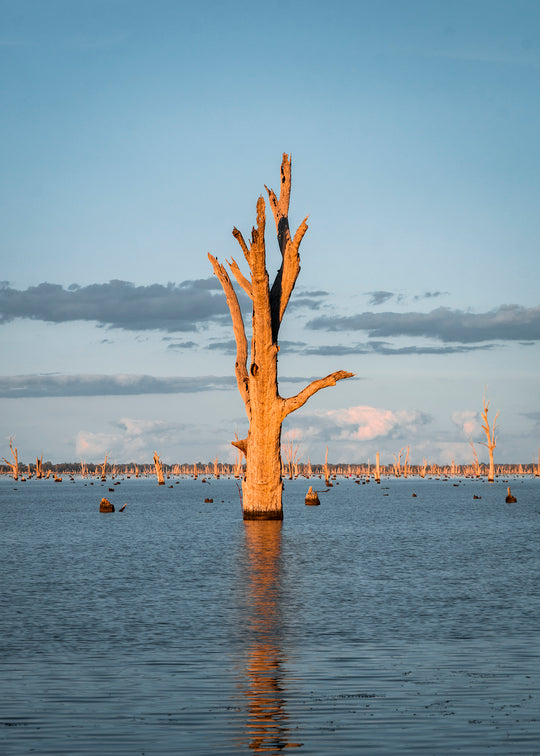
[2,438,19,481]
[210,154,353,519]
[480,394,498,483]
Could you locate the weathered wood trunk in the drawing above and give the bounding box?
[374,452,381,483]
[153,452,165,485]
[2,438,19,481]
[243,418,283,519]
[209,155,353,519]
[480,394,498,483]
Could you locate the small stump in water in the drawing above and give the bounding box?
[505,487,517,503]
[305,486,320,506]
[100,497,115,513]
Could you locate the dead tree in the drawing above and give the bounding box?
[469,439,481,477]
[323,446,331,487]
[209,154,353,519]
[36,455,43,479]
[393,447,406,478]
[153,452,165,485]
[480,395,499,482]
[282,431,303,480]
[403,446,410,479]
[101,453,109,481]
[374,452,381,483]
[2,437,19,481]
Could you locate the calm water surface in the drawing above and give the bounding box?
[1,475,539,754]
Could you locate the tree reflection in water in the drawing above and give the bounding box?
[238,520,303,753]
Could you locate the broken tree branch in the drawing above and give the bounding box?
[282,370,354,419]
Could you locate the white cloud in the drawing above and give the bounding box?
[76,417,185,462]
[451,410,480,438]
[296,405,432,443]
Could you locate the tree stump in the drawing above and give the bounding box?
[305,486,320,506]
[99,497,115,512]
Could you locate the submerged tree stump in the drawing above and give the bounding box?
[305,486,320,506]
[99,497,115,513]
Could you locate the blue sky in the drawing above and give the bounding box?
[1,0,539,466]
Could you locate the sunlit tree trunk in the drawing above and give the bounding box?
[153,452,165,485]
[209,155,353,519]
[480,394,499,483]
[101,453,109,481]
[393,447,405,478]
[374,452,381,483]
[469,439,481,477]
[2,438,19,481]
[323,446,331,487]
[282,432,302,480]
[403,446,410,478]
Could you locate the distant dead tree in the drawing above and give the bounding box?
[233,432,245,478]
[2,437,19,481]
[209,154,353,519]
[374,452,381,483]
[480,394,499,482]
[153,452,165,485]
[324,446,331,487]
[101,453,109,481]
[393,447,406,478]
[469,439,481,477]
[282,431,303,479]
[403,446,410,478]
[35,455,44,479]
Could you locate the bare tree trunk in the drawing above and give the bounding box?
[101,453,109,481]
[324,446,331,487]
[210,155,352,519]
[403,446,410,478]
[393,448,405,478]
[154,452,165,485]
[2,438,19,481]
[480,394,499,483]
[469,439,481,477]
[374,452,381,483]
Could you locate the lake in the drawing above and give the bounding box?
[1,474,539,754]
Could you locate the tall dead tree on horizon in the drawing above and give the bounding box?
[209,154,353,519]
[2,437,19,481]
[480,394,499,482]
